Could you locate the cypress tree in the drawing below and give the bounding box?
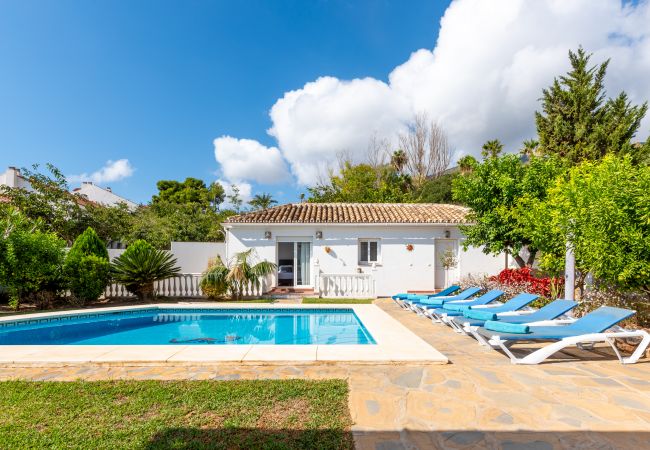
[535,47,649,164]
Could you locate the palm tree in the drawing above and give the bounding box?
[249,193,277,210]
[481,139,504,159]
[111,240,180,301]
[457,155,478,174]
[201,249,276,300]
[390,149,407,173]
[520,139,539,158]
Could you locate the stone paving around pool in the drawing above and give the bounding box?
[1,298,649,449]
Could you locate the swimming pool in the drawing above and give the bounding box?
[0,308,376,345]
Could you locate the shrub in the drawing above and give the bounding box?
[0,208,66,309]
[200,257,229,299]
[490,267,564,299]
[67,255,111,306]
[111,240,180,301]
[64,227,111,304]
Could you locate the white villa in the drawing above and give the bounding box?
[0,166,137,210]
[223,203,505,297]
[72,181,138,210]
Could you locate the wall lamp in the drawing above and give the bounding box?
[264,231,272,239]
[316,231,323,239]
[444,230,451,238]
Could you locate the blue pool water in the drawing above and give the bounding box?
[0,308,376,345]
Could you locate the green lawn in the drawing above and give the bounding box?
[0,380,353,449]
[302,298,374,304]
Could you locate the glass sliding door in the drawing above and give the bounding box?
[296,242,311,286]
[276,240,312,287]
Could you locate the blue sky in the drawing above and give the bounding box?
[2,0,649,206]
[0,0,449,204]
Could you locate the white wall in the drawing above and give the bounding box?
[107,242,226,274]
[226,224,505,296]
[170,242,227,273]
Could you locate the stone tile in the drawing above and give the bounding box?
[243,345,317,361]
[92,346,187,362]
[167,345,251,362]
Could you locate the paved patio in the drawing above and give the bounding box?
[1,299,649,449]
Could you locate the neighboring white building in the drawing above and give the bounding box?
[223,203,505,298]
[0,167,32,190]
[72,182,138,210]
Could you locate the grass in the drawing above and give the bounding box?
[0,379,353,449]
[302,298,374,304]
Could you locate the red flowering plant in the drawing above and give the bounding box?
[489,267,564,303]
[459,268,563,308]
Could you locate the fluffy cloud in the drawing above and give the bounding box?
[268,76,412,185]
[266,0,650,184]
[214,0,650,187]
[218,178,252,209]
[69,159,135,184]
[214,136,290,185]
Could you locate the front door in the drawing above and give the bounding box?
[435,239,459,289]
[277,241,312,287]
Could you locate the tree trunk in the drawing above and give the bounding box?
[511,251,526,268]
[526,248,537,267]
[137,282,155,302]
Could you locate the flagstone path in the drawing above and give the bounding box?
[1,299,649,449]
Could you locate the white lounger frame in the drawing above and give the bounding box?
[481,329,650,365]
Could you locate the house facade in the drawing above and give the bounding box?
[224,203,505,297]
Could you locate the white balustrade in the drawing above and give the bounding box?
[104,273,272,299]
[318,273,376,299]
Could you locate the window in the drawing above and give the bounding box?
[359,239,380,264]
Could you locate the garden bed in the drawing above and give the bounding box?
[0,379,353,449]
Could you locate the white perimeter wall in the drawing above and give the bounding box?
[107,242,226,274]
[226,224,506,297]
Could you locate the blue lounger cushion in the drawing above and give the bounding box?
[464,309,497,321]
[485,320,530,334]
[444,303,470,312]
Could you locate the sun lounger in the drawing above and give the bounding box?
[392,285,460,308]
[475,306,650,365]
[458,299,578,342]
[406,287,481,313]
[446,293,539,332]
[421,289,504,322]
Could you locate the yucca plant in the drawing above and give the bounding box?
[201,249,276,300]
[111,240,180,301]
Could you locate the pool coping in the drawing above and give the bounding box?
[0,303,448,365]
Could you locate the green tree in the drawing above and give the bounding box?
[536,47,649,164]
[64,227,111,304]
[84,202,133,245]
[457,155,478,174]
[0,208,67,309]
[249,193,277,210]
[390,150,407,173]
[308,163,411,203]
[152,178,225,210]
[481,139,504,159]
[413,173,458,203]
[126,206,173,249]
[524,156,649,295]
[0,164,87,243]
[226,185,243,212]
[452,154,566,267]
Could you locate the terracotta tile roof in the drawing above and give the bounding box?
[225,203,469,224]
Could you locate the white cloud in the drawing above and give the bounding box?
[69,159,135,185]
[268,76,412,185]
[214,0,650,187]
[214,136,290,185]
[218,178,252,209]
[264,0,650,185]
